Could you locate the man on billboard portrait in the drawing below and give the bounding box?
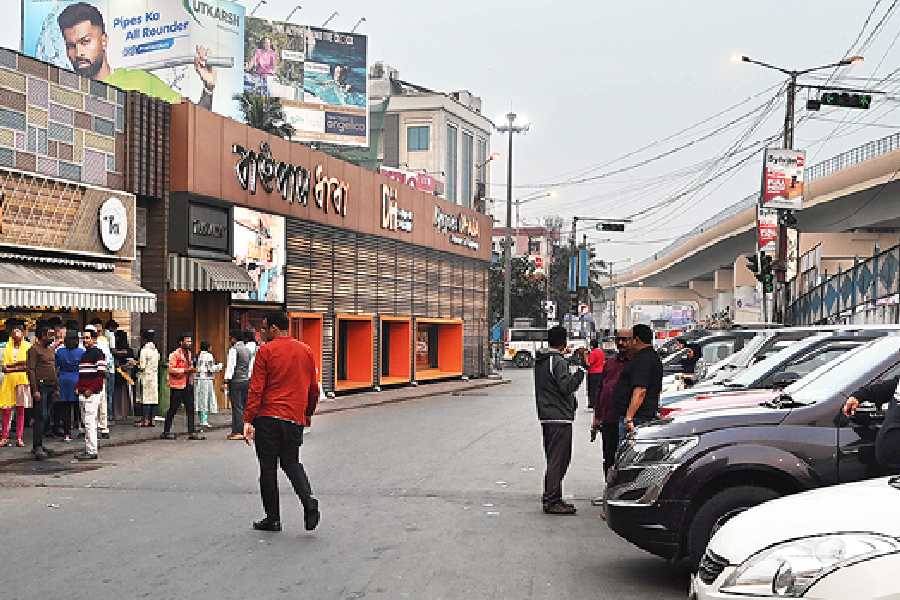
[57,2,216,109]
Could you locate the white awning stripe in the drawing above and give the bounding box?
[168,255,256,293]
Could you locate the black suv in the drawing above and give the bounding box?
[604,335,900,569]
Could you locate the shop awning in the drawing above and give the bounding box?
[0,263,156,312]
[169,255,256,293]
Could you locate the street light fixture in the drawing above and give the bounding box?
[350,17,367,33]
[285,4,302,21]
[249,0,266,16]
[495,112,531,340]
[322,11,339,28]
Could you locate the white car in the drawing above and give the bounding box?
[690,476,900,599]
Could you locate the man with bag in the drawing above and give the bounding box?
[243,311,320,533]
[534,325,588,515]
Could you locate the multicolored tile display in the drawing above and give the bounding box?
[0,49,125,189]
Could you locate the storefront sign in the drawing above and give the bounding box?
[99,197,128,252]
[188,202,230,253]
[380,184,414,233]
[379,167,437,194]
[233,141,348,216]
[434,206,479,251]
[762,148,805,210]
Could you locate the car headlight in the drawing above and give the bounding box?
[720,533,900,597]
[617,436,698,468]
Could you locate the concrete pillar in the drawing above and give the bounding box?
[616,286,711,329]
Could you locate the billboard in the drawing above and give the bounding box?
[243,18,368,147]
[233,206,285,303]
[762,148,805,210]
[22,0,245,120]
[757,205,778,253]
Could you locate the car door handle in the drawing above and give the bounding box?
[838,447,862,456]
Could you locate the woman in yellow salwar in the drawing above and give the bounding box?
[0,321,31,447]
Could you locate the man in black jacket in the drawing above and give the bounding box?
[843,378,900,470]
[534,326,587,515]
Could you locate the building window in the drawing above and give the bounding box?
[476,138,487,184]
[407,126,430,151]
[446,124,458,202]
[461,131,473,208]
[528,239,541,254]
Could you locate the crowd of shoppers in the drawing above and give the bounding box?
[0,316,260,460]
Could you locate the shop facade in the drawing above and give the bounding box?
[0,49,155,342]
[170,103,490,395]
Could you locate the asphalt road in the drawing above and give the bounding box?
[0,369,687,600]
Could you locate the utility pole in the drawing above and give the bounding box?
[495,112,530,339]
[740,54,864,323]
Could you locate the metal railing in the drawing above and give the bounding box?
[620,131,900,279]
[787,241,900,325]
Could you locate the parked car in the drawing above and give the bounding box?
[657,329,709,358]
[660,331,758,379]
[659,335,877,417]
[502,327,548,368]
[691,475,900,599]
[604,336,900,569]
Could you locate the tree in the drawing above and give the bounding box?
[489,257,547,326]
[233,92,296,139]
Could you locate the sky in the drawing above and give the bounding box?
[7,1,900,269]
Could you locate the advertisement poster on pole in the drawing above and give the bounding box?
[762,148,805,210]
[22,0,246,120]
[757,205,779,253]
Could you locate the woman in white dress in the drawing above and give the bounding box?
[136,330,160,428]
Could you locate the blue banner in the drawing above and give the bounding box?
[578,248,589,288]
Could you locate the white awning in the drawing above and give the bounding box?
[169,255,255,293]
[0,263,156,312]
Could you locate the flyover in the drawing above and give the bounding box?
[611,132,900,326]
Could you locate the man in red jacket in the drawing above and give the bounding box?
[244,311,320,532]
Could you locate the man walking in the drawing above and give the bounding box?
[534,325,587,515]
[612,324,663,440]
[26,322,59,460]
[224,329,251,441]
[586,339,606,410]
[591,330,631,505]
[161,334,202,440]
[243,311,320,532]
[74,328,106,460]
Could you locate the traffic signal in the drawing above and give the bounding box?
[599,223,625,232]
[819,92,872,110]
[760,253,775,293]
[746,254,760,277]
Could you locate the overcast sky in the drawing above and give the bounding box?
[7,1,900,268]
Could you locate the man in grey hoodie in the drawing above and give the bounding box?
[534,325,587,515]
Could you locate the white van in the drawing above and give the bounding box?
[504,327,548,368]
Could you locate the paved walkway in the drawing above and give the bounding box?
[0,377,509,466]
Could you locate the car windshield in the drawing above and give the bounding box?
[725,336,828,387]
[785,337,900,405]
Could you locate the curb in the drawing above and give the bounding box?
[0,378,510,468]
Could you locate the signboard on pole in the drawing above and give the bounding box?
[757,206,779,253]
[762,148,805,210]
[785,227,799,283]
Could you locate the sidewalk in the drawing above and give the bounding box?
[0,377,509,467]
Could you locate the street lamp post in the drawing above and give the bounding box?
[740,54,862,322]
[495,112,530,339]
[285,4,302,21]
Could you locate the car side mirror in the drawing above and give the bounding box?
[771,371,800,387]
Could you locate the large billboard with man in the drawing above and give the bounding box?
[22,0,245,120]
[244,17,368,147]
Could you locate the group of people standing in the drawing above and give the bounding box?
[534,324,663,514]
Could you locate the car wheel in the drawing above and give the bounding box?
[513,352,533,368]
[686,486,780,570]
